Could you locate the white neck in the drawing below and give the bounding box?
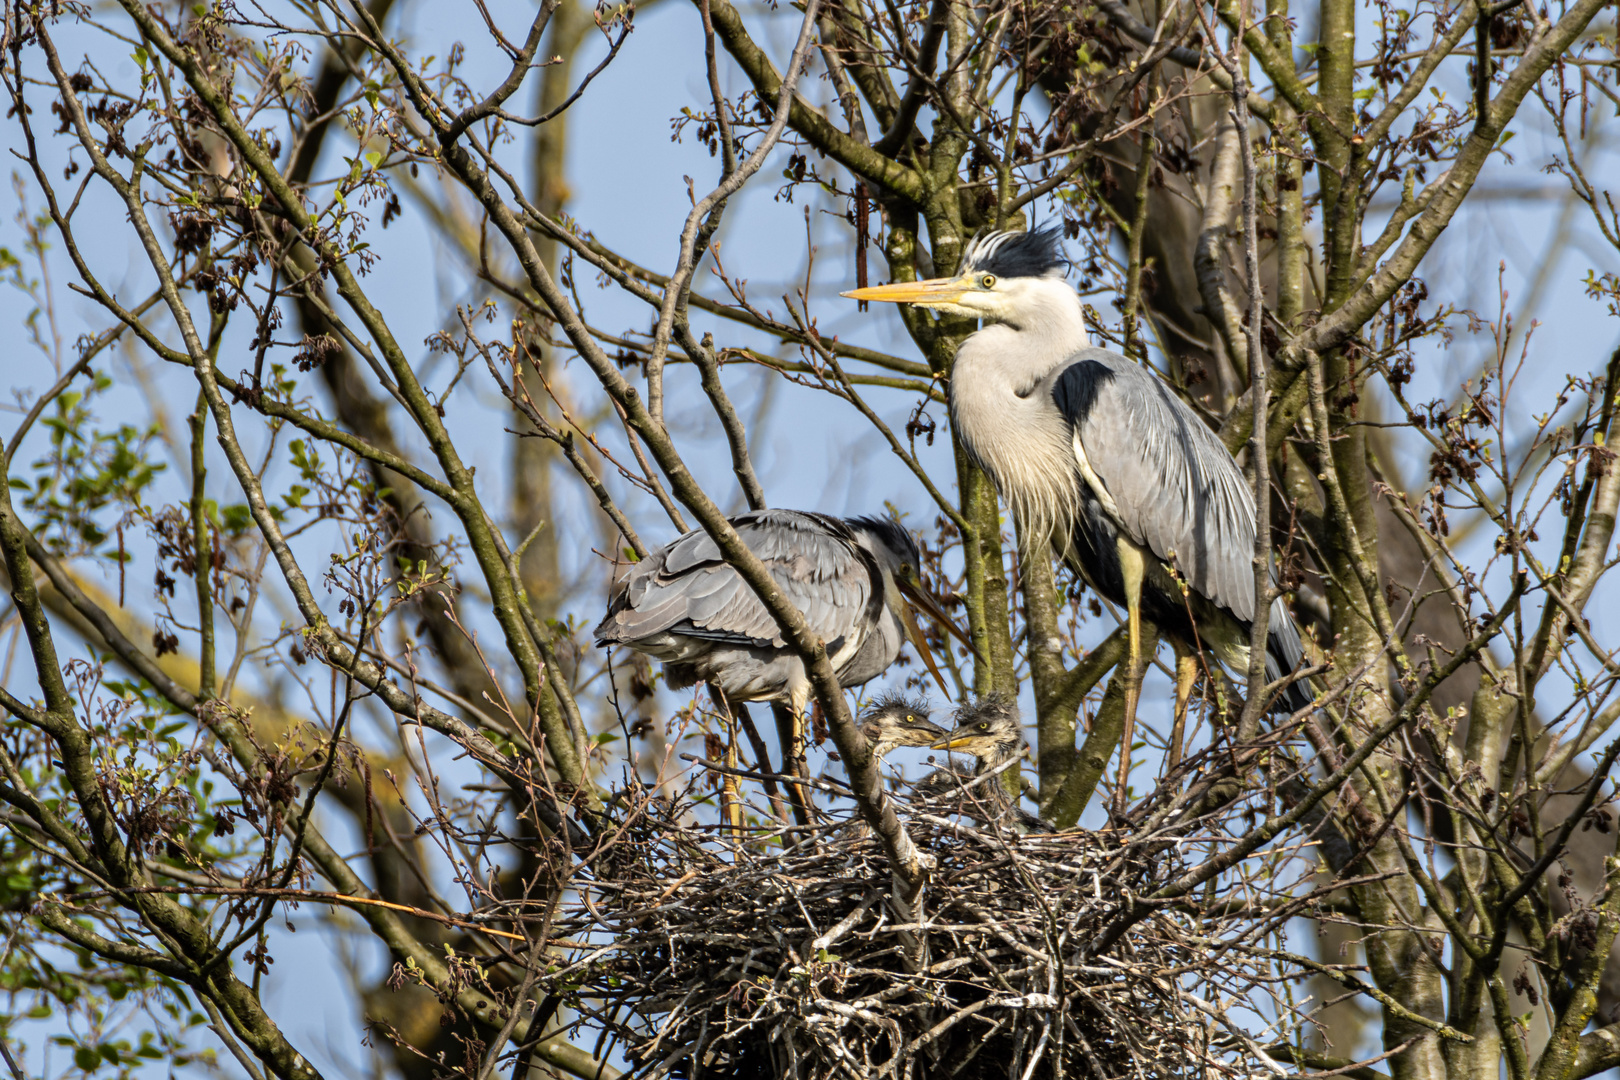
[947,278,1089,554]
[965,277,1088,388]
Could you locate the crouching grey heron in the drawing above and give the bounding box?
[845,227,1310,801]
[594,510,964,786]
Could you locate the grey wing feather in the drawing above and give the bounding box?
[1053,348,1260,622]
[595,510,871,647]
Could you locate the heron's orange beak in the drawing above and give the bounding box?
[841,276,969,308]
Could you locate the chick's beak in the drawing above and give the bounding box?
[929,729,980,752]
[841,276,970,308]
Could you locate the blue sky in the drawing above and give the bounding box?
[1,0,1618,1074]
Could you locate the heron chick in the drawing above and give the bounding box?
[846,228,1311,810]
[918,695,1050,830]
[845,694,947,838]
[858,693,949,763]
[929,694,1027,775]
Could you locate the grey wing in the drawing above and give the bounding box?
[594,509,872,648]
[1052,348,1260,621]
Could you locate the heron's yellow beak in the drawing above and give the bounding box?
[930,733,977,751]
[897,576,976,650]
[893,572,979,698]
[897,595,951,696]
[841,276,969,308]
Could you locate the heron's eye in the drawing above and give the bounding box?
[979,274,997,289]
[904,714,915,723]
[978,722,989,731]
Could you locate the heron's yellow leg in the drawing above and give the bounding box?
[770,680,815,827]
[790,678,810,739]
[1169,645,1199,772]
[715,695,744,840]
[1115,540,1146,817]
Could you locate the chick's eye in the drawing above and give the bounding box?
[904,715,915,723]
[980,274,996,289]
[978,722,989,731]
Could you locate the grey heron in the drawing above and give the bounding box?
[858,692,950,762]
[845,227,1310,792]
[921,695,1050,830]
[928,694,1026,776]
[846,694,950,838]
[594,510,964,784]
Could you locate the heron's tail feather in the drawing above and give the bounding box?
[1263,600,1314,715]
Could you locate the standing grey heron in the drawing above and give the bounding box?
[844,227,1310,792]
[594,510,964,786]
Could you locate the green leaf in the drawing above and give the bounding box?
[220,504,253,535]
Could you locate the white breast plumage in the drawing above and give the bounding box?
[950,353,1084,558]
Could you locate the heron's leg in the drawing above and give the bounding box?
[708,685,745,839]
[1115,540,1146,818]
[771,682,814,827]
[1169,644,1199,772]
[734,704,791,826]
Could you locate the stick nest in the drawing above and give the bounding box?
[575,805,1247,1080]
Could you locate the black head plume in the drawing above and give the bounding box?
[847,514,922,568]
[958,226,1066,280]
[862,690,932,722]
